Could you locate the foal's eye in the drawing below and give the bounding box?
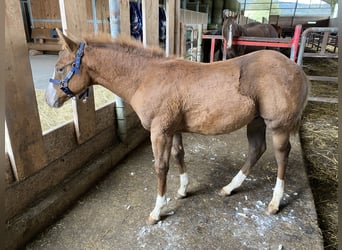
[56,67,64,74]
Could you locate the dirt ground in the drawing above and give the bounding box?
[300,55,338,249]
[26,129,322,249]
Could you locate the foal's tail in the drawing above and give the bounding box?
[281,70,311,135]
[291,71,311,134]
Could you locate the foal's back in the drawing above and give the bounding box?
[170,50,308,134]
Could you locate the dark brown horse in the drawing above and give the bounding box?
[222,15,279,58]
[46,30,310,224]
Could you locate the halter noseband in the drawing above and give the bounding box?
[49,42,88,100]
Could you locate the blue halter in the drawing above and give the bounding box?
[49,42,88,99]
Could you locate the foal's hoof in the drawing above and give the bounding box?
[266,205,279,215]
[175,192,186,200]
[147,216,159,225]
[219,188,230,197]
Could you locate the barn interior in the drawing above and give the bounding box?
[5,0,338,249]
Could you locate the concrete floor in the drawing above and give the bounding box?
[25,128,323,249]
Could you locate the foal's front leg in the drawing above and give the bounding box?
[148,131,173,224]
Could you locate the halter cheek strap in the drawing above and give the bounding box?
[49,42,87,99]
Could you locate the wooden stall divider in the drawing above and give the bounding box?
[5,0,47,180]
[61,0,97,144]
[142,0,159,47]
[174,0,181,57]
[166,0,175,57]
[120,0,130,36]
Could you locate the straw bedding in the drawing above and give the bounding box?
[300,55,338,249]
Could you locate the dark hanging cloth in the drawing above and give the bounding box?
[129,3,167,42]
[159,7,166,41]
[130,2,143,39]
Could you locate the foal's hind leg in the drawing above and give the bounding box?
[267,130,291,214]
[220,117,266,196]
[171,133,189,199]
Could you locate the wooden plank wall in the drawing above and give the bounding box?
[30,0,110,34]
[30,0,61,28]
[142,1,159,46]
[86,0,111,33]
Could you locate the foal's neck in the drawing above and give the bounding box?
[85,46,164,102]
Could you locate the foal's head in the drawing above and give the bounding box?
[46,29,91,108]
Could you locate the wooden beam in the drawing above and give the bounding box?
[27,43,63,52]
[120,0,131,36]
[142,0,159,47]
[174,0,181,56]
[5,0,47,180]
[166,0,175,56]
[60,0,97,144]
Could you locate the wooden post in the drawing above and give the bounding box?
[60,0,97,144]
[165,0,175,56]
[142,0,159,46]
[174,0,181,56]
[120,0,130,36]
[5,0,47,180]
[180,22,185,57]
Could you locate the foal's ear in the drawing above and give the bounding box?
[56,28,80,53]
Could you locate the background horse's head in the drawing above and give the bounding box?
[222,15,246,59]
[222,15,240,50]
[45,29,91,108]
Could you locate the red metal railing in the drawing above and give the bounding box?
[202,24,302,63]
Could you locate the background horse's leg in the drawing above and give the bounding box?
[220,117,266,196]
[148,131,173,224]
[171,133,188,199]
[267,131,291,214]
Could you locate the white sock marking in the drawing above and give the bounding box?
[149,195,166,221]
[269,178,284,210]
[222,170,247,195]
[177,173,188,197]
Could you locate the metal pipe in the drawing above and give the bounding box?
[92,0,98,34]
[197,24,202,62]
[109,0,120,38]
[289,24,301,62]
[109,0,127,142]
[184,26,194,61]
[27,0,34,28]
[297,26,338,66]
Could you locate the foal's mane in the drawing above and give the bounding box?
[84,33,166,58]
